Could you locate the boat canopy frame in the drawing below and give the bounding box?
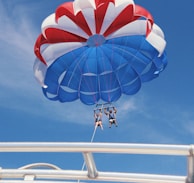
[0,142,193,183]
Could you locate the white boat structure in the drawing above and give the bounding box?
[0,142,193,183]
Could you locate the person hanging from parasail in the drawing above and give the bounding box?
[104,107,118,128]
[94,109,103,130]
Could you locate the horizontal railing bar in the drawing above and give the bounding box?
[98,172,186,183]
[0,142,192,156]
[0,169,87,179]
[0,169,186,183]
[0,182,86,183]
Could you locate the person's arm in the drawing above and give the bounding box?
[104,108,108,115]
[94,111,97,119]
[113,107,117,113]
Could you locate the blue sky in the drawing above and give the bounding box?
[0,0,194,180]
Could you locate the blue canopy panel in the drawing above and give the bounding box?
[42,35,167,105]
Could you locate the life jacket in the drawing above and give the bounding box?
[109,112,115,119]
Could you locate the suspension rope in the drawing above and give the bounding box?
[90,125,97,143]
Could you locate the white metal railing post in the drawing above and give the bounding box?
[82,152,98,178]
[24,174,35,181]
[187,145,194,183]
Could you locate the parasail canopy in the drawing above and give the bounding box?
[34,0,167,105]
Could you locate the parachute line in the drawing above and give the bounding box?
[91,125,97,142]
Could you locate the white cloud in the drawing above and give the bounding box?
[176,111,194,138]
[0,1,41,97]
[119,98,137,111]
[184,120,194,135]
[0,2,36,60]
